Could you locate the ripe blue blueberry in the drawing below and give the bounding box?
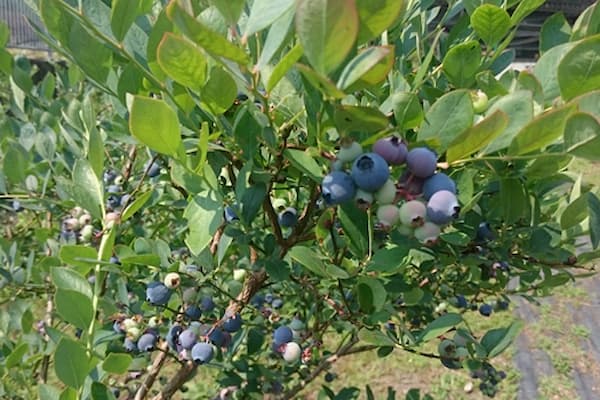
[222,313,243,332]
[479,304,493,317]
[178,328,198,350]
[167,325,183,351]
[123,337,137,352]
[273,326,293,345]
[109,256,121,265]
[200,296,215,312]
[422,173,457,200]
[264,293,274,304]
[278,207,298,228]
[208,328,226,347]
[406,147,437,178]
[106,184,121,194]
[103,170,117,185]
[455,295,468,309]
[191,342,214,365]
[106,194,120,210]
[476,222,495,242]
[145,160,161,178]
[373,136,408,165]
[426,190,460,225]
[272,298,284,309]
[351,153,390,192]
[137,332,157,352]
[224,206,239,222]
[321,171,356,205]
[185,305,202,320]
[146,281,171,306]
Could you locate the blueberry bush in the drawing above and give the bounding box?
[1,0,600,399]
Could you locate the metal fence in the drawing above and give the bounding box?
[0,0,50,52]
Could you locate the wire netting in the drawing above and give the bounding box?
[0,0,49,52]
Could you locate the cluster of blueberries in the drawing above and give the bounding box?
[112,272,305,367]
[321,137,459,244]
[59,207,94,244]
[438,334,507,395]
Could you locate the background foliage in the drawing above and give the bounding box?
[1,0,600,399]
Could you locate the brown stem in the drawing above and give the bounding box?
[134,341,169,400]
[151,360,196,400]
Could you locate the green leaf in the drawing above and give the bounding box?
[201,66,237,114]
[184,191,224,255]
[209,0,245,25]
[121,191,152,222]
[510,0,545,25]
[589,192,600,249]
[267,43,304,92]
[283,149,323,183]
[288,246,329,277]
[3,143,29,184]
[418,314,463,343]
[357,277,386,313]
[564,112,600,161]
[481,321,523,358]
[60,388,78,400]
[6,343,28,369]
[240,183,267,224]
[367,245,410,273]
[55,289,94,330]
[102,353,132,374]
[447,110,508,163]
[119,254,161,266]
[470,4,511,47]
[111,0,140,41]
[540,12,572,54]
[244,0,295,37]
[442,41,481,88]
[68,21,112,84]
[533,42,575,104]
[295,0,359,75]
[40,0,73,45]
[296,63,346,99]
[91,382,116,400]
[558,35,600,101]
[54,338,90,389]
[337,45,394,91]
[157,33,207,90]
[417,90,474,151]
[147,10,173,79]
[59,245,98,275]
[72,159,104,220]
[508,104,576,155]
[499,178,529,224]
[338,203,369,259]
[256,7,295,71]
[380,92,424,130]
[167,3,250,65]
[129,96,181,157]
[570,2,600,41]
[88,127,104,179]
[0,21,9,47]
[355,0,405,44]
[482,90,533,154]
[51,267,93,299]
[358,328,395,346]
[334,105,389,134]
[39,384,61,400]
[561,193,589,230]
